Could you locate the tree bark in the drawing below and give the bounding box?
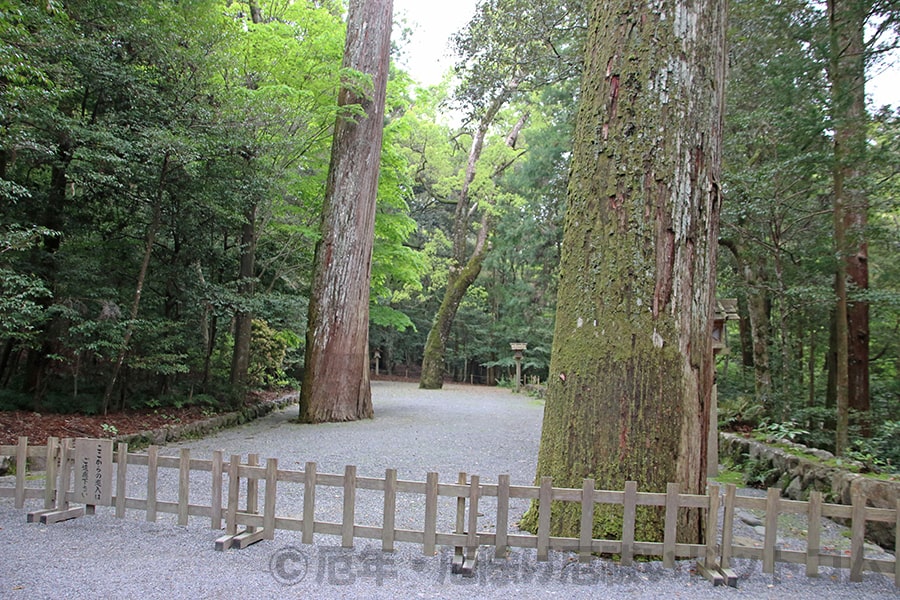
[229,203,257,402]
[299,0,392,423]
[524,0,726,543]
[745,263,773,415]
[828,0,869,443]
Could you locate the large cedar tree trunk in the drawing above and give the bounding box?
[525,0,726,543]
[299,0,392,423]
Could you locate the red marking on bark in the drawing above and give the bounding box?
[609,74,620,116]
[652,228,675,319]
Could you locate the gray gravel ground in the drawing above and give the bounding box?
[1,381,897,599]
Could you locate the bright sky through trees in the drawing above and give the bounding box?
[394,1,897,108]
[393,0,479,85]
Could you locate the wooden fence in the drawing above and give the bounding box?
[1,436,897,587]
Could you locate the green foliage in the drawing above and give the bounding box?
[757,421,810,443]
[0,0,423,412]
[717,395,764,431]
[743,456,783,489]
[859,421,900,471]
[716,0,900,463]
[247,319,294,387]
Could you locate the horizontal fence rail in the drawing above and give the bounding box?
[1,436,897,587]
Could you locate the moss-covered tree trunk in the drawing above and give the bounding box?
[419,216,490,389]
[299,0,392,423]
[524,0,726,544]
[418,92,516,390]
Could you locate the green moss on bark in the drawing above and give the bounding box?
[528,0,726,545]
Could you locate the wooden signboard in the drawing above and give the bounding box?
[74,438,113,506]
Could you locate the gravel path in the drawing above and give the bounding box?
[1,381,896,599]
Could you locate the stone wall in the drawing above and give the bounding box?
[720,432,899,551]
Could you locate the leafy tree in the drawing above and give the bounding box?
[719,0,832,418]
[418,0,585,388]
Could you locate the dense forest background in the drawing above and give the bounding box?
[1,1,898,463]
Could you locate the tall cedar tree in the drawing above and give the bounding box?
[829,0,869,450]
[525,0,727,542]
[299,0,393,422]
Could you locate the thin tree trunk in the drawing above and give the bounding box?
[419,214,490,388]
[720,240,772,412]
[230,203,257,402]
[828,0,868,451]
[248,0,263,24]
[418,104,524,389]
[737,296,754,367]
[299,0,393,423]
[807,329,816,408]
[747,274,773,415]
[102,154,168,414]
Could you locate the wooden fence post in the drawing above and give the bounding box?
[263,457,277,540]
[495,474,510,559]
[342,465,357,549]
[763,487,779,574]
[806,490,822,577]
[302,461,316,545]
[177,448,190,526]
[14,437,26,509]
[465,474,480,563]
[424,472,438,556]
[245,454,259,534]
[579,478,595,563]
[211,450,223,529]
[44,437,59,511]
[382,468,397,553]
[849,487,866,582]
[146,445,158,522]
[537,476,552,562]
[621,481,637,566]
[452,472,467,574]
[115,442,127,518]
[663,482,679,569]
[226,454,241,536]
